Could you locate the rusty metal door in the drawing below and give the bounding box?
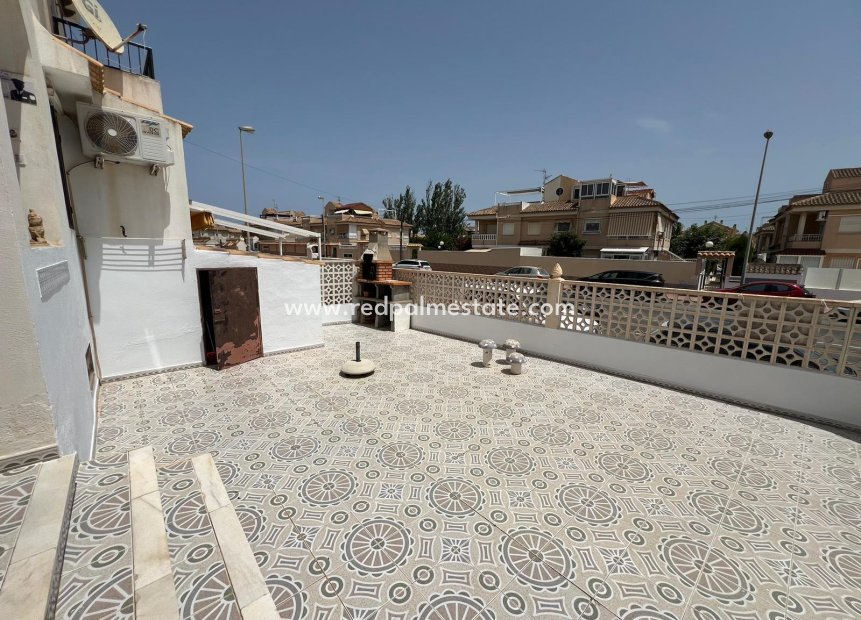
[206,268,263,369]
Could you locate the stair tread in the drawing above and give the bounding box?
[191,453,278,618]
[0,454,77,620]
[128,446,179,615]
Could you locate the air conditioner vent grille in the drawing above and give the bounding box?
[85,111,139,156]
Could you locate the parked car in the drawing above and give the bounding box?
[393,259,432,270]
[496,266,550,279]
[580,271,665,287]
[717,281,814,298]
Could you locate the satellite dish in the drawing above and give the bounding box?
[64,0,125,53]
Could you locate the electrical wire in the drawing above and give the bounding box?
[185,139,360,203]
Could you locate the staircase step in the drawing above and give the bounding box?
[128,447,179,619]
[0,454,77,620]
[191,453,278,619]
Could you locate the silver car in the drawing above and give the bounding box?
[394,259,432,270]
[496,266,550,279]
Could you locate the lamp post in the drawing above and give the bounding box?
[317,195,325,259]
[238,125,255,249]
[741,130,774,283]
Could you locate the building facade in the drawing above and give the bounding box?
[0,0,323,464]
[469,174,678,259]
[754,167,861,268]
[259,201,415,259]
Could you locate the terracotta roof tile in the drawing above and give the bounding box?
[467,206,498,217]
[610,196,664,208]
[789,191,861,207]
[522,201,577,213]
[828,167,861,179]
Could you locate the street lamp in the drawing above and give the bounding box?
[238,125,255,250]
[741,130,774,283]
[317,196,325,259]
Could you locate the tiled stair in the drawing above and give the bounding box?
[0,454,77,620]
[0,448,275,619]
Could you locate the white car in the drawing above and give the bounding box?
[394,260,432,270]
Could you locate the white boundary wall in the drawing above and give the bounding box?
[411,312,861,430]
[85,239,323,379]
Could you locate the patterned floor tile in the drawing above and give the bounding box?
[67,323,861,618]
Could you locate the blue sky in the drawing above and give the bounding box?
[107,0,861,227]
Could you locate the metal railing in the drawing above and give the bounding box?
[396,268,861,379]
[788,234,823,242]
[53,17,155,79]
[320,260,356,305]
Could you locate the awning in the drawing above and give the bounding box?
[601,247,649,253]
[190,211,215,231]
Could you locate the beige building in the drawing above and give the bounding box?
[469,175,679,259]
[260,201,415,259]
[754,167,861,268]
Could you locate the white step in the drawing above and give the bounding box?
[0,454,77,620]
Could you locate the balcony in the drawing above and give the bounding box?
[788,233,823,243]
[471,233,497,247]
[52,17,155,79]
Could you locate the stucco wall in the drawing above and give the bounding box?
[0,0,97,459]
[85,240,323,378]
[411,312,861,431]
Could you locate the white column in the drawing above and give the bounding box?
[796,213,807,237]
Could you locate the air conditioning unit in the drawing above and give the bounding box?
[77,102,174,167]
[816,210,828,221]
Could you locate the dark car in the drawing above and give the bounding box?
[717,281,814,298]
[580,270,665,287]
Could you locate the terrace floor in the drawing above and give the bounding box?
[83,324,860,618]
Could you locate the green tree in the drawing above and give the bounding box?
[547,231,586,257]
[723,233,753,275]
[382,186,417,257]
[415,179,467,249]
[669,222,733,259]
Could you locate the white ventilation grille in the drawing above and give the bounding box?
[37,261,70,300]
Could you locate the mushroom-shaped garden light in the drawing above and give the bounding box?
[479,339,497,367]
[509,352,527,375]
[503,339,521,362]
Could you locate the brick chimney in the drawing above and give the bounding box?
[370,229,393,280]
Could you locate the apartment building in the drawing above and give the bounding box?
[259,201,413,259]
[754,167,861,268]
[469,174,678,259]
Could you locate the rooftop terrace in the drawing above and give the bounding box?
[37,323,860,618]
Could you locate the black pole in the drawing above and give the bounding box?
[742,130,774,284]
[355,341,361,362]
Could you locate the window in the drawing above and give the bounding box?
[580,184,595,198]
[502,223,515,236]
[596,182,610,197]
[838,216,861,233]
[342,253,353,258]
[744,283,769,292]
[572,187,580,200]
[584,220,601,234]
[614,182,625,197]
[799,256,823,268]
[554,222,571,233]
[527,223,541,235]
[829,256,857,269]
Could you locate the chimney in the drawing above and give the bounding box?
[370,229,393,280]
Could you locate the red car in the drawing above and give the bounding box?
[718,281,815,298]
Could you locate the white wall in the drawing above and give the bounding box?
[85,239,323,378]
[411,312,861,431]
[0,0,97,459]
